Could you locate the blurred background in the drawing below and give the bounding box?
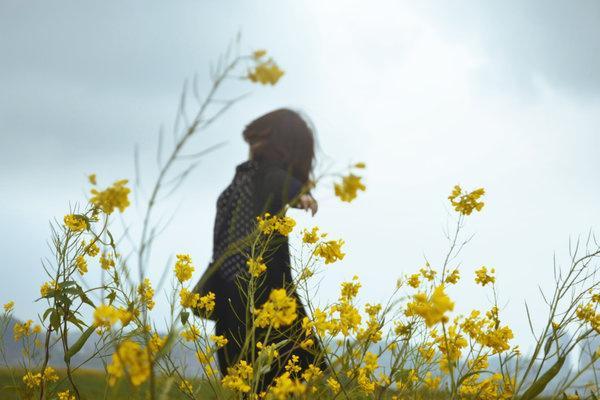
[1,0,599,351]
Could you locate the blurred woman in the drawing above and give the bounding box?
[194,108,325,387]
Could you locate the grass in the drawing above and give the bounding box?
[0,367,219,400]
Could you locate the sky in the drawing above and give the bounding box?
[1,0,600,351]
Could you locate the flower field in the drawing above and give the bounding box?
[1,42,599,400]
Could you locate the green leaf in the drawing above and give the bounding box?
[65,325,95,362]
[180,311,190,325]
[106,291,116,304]
[66,315,85,331]
[42,307,55,321]
[49,311,61,331]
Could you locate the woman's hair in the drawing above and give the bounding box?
[243,108,315,184]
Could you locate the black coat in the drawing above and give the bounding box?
[193,160,324,381]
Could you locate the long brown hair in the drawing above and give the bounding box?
[243,108,315,184]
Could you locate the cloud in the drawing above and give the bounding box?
[418,0,600,98]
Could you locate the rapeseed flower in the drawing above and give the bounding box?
[254,288,297,328]
[448,185,485,215]
[107,340,151,386]
[405,285,454,327]
[63,214,88,232]
[90,179,131,215]
[246,256,267,277]
[174,254,194,283]
[334,174,366,202]
[314,239,345,264]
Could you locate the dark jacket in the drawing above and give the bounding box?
[194,159,303,317]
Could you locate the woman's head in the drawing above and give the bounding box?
[243,108,315,184]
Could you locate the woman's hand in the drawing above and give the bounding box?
[298,194,318,216]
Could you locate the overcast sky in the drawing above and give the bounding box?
[1,0,600,350]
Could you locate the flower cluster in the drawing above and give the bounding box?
[254,288,298,328]
[405,285,454,327]
[138,278,155,310]
[221,360,254,393]
[179,288,216,315]
[107,340,151,386]
[256,213,296,236]
[475,266,496,286]
[13,320,41,341]
[22,367,59,389]
[174,254,194,283]
[313,239,346,264]
[334,173,366,203]
[247,256,267,277]
[63,214,88,232]
[448,185,485,215]
[247,50,284,85]
[89,178,131,215]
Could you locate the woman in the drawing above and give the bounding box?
[194,108,324,386]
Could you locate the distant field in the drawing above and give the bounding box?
[0,368,219,400]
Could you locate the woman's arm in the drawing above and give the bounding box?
[259,166,315,215]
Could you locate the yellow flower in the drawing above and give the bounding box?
[148,333,167,356]
[246,256,267,277]
[420,264,437,281]
[340,276,361,300]
[256,213,296,236]
[174,254,194,283]
[107,340,151,386]
[334,173,366,202]
[252,49,267,60]
[84,241,100,257]
[90,179,131,215]
[181,325,201,342]
[40,280,58,297]
[302,364,322,381]
[13,320,35,341]
[314,239,345,264]
[247,59,285,85]
[179,379,193,394]
[354,162,366,169]
[117,307,135,326]
[221,360,253,393]
[448,185,485,215]
[330,300,362,336]
[3,301,14,313]
[99,252,115,270]
[357,368,375,393]
[285,355,301,374]
[180,288,198,308]
[405,285,455,327]
[94,304,120,331]
[575,303,600,334]
[394,322,412,338]
[445,269,460,284]
[75,255,88,275]
[211,335,229,348]
[327,377,341,394]
[302,226,324,244]
[475,266,496,286]
[196,348,215,364]
[88,173,97,185]
[300,338,314,350]
[424,372,441,390]
[268,372,306,399]
[57,389,76,400]
[198,292,216,314]
[407,273,421,288]
[254,288,297,328]
[138,278,155,310]
[22,367,59,389]
[63,214,88,232]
